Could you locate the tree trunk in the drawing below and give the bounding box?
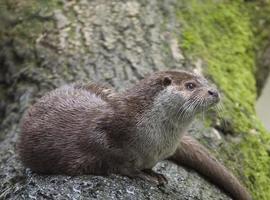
[0,0,269,200]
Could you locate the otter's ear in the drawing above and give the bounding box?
[162,76,172,87]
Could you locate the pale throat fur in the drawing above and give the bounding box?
[133,85,194,169]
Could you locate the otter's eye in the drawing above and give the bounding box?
[185,82,196,90]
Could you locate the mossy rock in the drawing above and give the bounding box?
[177,0,270,199]
[1,0,270,199]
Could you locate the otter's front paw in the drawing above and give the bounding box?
[141,169,168,186]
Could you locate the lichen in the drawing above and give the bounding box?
[0,0,57,43]
[176,0,270,199]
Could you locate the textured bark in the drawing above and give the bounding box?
[0,0,243,199]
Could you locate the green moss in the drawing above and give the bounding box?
[0,0,62,82]
[0,0,58,44]
[247,1,270,56]
[247,1,270,95]
[177,0,270,199]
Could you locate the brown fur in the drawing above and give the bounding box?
[17,70,252,200]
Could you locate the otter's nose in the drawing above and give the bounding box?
[208,90,219,98]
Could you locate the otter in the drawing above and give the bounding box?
[17,70,252,200]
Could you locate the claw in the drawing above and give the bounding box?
[141,169,168,185]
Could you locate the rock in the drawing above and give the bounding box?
[0,0,240,199]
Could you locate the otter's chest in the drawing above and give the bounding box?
[135,121,184,169]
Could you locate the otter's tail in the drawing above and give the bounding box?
[169,135,252,200]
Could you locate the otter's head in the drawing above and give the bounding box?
[151,70,220,120]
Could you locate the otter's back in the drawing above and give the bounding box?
[17,85,109,174]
